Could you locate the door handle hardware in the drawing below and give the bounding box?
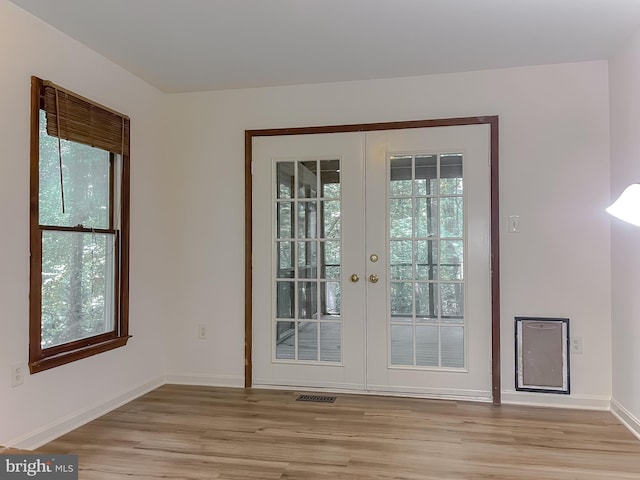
[369,274,379,284]
[370,253,379,263]
[350,274,360,283]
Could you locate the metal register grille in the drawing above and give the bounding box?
[296,394,337,403]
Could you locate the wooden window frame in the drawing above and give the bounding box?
[29,76,131,374]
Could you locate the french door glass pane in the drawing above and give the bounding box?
[320,322,341,362]
[322,246,341,280]
[390,240,413,280]
[297,201,317,238]
[277,162,294,199]
[321,281,341,317]
[297,241,317,278]
[277,202,293,238]
[321,160,340,198]
[441,283,464,323]
[415,240,438,280]
[276,241,294,278]
[275,321,295,359]
[440,154,463,194]
[323,240,340,264]
[298,161,318,198]
[416,325,439,366]
[41,231,115,348]
[389,156,413,196]
[274,159,342,363]
[440,197,463,238]
[441,326,464,368]
[322,201,341,238]
[415,198,437,237]
[390,282,413,320]
[276,281,294,318]
[414,155,437,195]
[389,198,413,238]
[440,240,463,280]
[391,325,413,365]
[388,153,465,369]
[298,281,318,319]
[415,283,438,321]
[298,322,318,360]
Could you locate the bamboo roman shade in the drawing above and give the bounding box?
[43,80,130,156]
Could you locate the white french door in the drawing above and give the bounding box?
[364,127,492,398]
[252,132,366,390]
[252,125,492,400]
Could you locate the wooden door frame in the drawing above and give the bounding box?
[245,116,501,404]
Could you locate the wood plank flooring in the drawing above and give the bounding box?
[22,385,640,479]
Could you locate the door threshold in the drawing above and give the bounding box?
[252,383,493,403]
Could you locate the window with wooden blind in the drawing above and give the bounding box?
[29,76,131,373]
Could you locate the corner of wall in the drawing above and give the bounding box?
[611,398,640,441]
[5,376,165,450]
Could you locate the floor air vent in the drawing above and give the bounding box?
[296,394,336,403]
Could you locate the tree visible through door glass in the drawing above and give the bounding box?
[274,159,343,363]
[388,153,465,368]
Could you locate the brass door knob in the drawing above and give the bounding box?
[350,273,360,283]
[369,273,379,284]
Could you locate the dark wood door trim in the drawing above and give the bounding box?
[245,116,501,404]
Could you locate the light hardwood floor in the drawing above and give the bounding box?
[18,385,640,479]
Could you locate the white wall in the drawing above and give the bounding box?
[609,30,640,436]
[164,61,612,408]
[0,0,172,447]
[0,0,617,447]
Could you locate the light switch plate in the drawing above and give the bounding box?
[508,215,520,233]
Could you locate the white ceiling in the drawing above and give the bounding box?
[10,0,640,93]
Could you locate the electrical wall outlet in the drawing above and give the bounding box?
[10,363,27,387]
[570,336,583,354]
[198,324,208,339]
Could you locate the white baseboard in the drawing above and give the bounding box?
[252,378,364,392]
[610,398,640,440]
[165,372,244,388]
[253,380,492,402]
[7,376,165,450]
[366,384,492,402]
[501,389,610,410]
